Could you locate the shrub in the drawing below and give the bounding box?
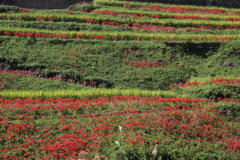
[68,4,100,12]
[0,5,21,13]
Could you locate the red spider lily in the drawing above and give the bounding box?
[36,17,46,21]
[67,10,74,14]
[1,30,237,42]
[76,34,87,39]
[15,18,24,21]
[80,1,90,4]
[211,78,240,85]
[225,17,240,22]
[166,78,240,90]
[47,17,55,21]
[21,9,29,13]
[124,60,166,69]
[56,34,68,39]
[85,19,98,24]
[92,10,121,16]
[102,21,124,27]
[36,17,55,21]
[173,15,210,20]
[3,32,11,35]
[91,34,110,40]
[140,5,228,15]
[123,4,131,9]
[150,15,161,18]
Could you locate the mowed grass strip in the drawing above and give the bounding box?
[0,89,182,99]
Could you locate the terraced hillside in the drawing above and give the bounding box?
[1,0,240,90]
[0,0,240,159]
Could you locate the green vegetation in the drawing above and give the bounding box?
[0,1,240,159]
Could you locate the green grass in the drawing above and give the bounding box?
[0,89,182,99]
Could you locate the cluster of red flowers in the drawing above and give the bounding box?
[173,15,210,20]
[21,9,30,13]
[102,21,125,27]
[2,30,236,42]
[85,19,98,23]
[166,81,201,89]
[140,5,228,15]
[0,96,239,159]
[67,10,74,14]
[211,78,240,85]
[3,31,115,41]
[227,18,240,21]
[36,17,55,21]
[3,31,69,39]
[123,4,131,9]
[91,34,110,40]
[92,10,210,21]
[166,78,240,90]
[0,69,36,77]
[131,23,175,32]
[75,33,87,39]
[124,60,166,69]
[92,10,121,16]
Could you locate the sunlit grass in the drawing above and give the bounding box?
[0,89,186,99]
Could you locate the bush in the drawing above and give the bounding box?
[60,69,84,83]
[68,4,100,12]
[176,85,240,100]
[0,5,21,13]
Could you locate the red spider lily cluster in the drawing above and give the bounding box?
[0,96,239,159]
[227,18,240,21]
[166,81,201,89]
[211,78,240,85]
[2,30,236,42]
[85,19,98,23]
[140,5,228,15]
[132,23,175,32]
[4,31,69,39]
[91,34,110,40]
[123,4,131,9]
[75,33,87,39]
[92,10,210,20]
[67,10,74,14]
[0,69,36,77]
[124,60,166,69]
[102,21,125,27]
[21,9,30,13]
[92,10,121,16]
[4,31,113,40]
[166,78,240,90]
[172,15,210,20]
[36,17,55,21]
[93,10,146,19]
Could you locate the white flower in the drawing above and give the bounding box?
[152,144,158,156]
[115,141,120,146]
[119,126,122,132]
